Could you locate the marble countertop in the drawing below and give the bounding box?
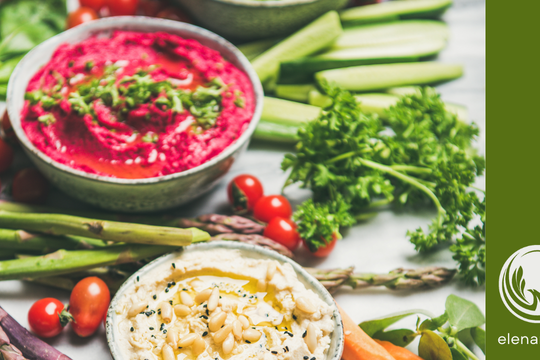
[0,1,485,358]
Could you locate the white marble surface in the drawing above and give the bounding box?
[0,1,485,358]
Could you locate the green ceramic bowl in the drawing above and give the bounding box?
[176,0,349,41]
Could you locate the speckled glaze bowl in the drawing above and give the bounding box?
[106,241,344,360]
[7,17,263,213]
[176,0,349,41]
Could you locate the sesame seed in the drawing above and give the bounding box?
[293,315,297,320]
[303,331,307,338]
[130,327,134,332]
[149,327,154,330]
[202,331,208,337]
[271,351,278,354]
[246,340,251,344]
[172,263,176,268]
[153,295,157,300]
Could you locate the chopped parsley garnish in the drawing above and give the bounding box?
[142,132,158,143]
[38,113,56,126]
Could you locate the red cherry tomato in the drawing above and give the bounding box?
[253,195,292,223]
[79,0,106,11]
[304,233,338,258]
[227,174,264,212]
[69,277,110,337]
[12,168,49,204]
[1,111,17,145]
[263,217,300,251]
[66,7,99,29]
[139,0,165,17]
[0,136,14,173]
[108,0,139,16]
[156,6,193,23]
[28,298,67,338]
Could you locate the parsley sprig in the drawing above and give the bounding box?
[282,84,485,285]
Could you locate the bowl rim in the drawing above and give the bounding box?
[207,0,322,7]
[6,16,264,185]
[106,241,344,360]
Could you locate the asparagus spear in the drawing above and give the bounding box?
[0,306,72,360]
[0,228,108,251]
[305,266,456,293]
[0,210,209,246]
[0,244,174,280]
[210,234,294,258]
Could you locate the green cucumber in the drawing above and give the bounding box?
[237,38,281,61]
[316,62,463,92]
[332,20,449,50]
[385,85,423,96]
[280,37,446,83]
[261,96,321,126]
[275,84,316,103]
[308,89,333,108]
[252,11,342,89]
[340,0,453,26]
[254,120,299,143]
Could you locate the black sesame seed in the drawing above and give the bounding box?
[283,348,287,352]
[293,315,297,320]
[165,288,169,293]
[203,304,207,308]
[200,315,208,319]
[271,351,278,354]
[202,331,208,337]
[172,263,176,268]
[302,331,307,338]
[246,340,251,344]
[169,300,173,305]
[136,276,139,282]
[206,309,209,316]
[183,288,187,291]
[149,327,154,330]
[285,346,289,352]
[160,323,165,331]
[153,295,157,300]
[145,311,153,317]
[285,331,293,337]
[163,330,167,334]
[130,327,134,332]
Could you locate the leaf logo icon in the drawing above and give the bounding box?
[500,246,540,322]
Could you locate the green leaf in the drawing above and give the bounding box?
[360,309,433,337]
[470,327,485,354]
[372,329,416,347]
[418,330,453,360]
[445,294,485,331]
[450,348,468,360]
[420,312,449,331]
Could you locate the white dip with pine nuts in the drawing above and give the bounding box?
[114,249,335,360]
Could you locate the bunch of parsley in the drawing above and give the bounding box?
[282,84,485,286]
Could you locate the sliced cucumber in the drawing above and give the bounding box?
[332,20,449,50]
[262,97,321,127]
[316,62,463,92]
[237,38,281,61]
[280,37,447,83]
[340,0,453,26]
[254,121,299,143]
[308,89,333,108]
[252,11,342,89]
[275,84,316,103]
[385,86,423,96]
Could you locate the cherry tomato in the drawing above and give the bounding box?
[253,195,292,223]
[304,233,338,258]
[1,111,17,145]
[0,136,14,173]
[227,174,264,213]
[108,0,139,16]
[263,217,300,251]
[69,277,110,337]
[139,0,165,17]
[79,0,106,11]
[66,7,99,29]
[28,298,68,338]
[12,168,49,204]
[156,6,193,23]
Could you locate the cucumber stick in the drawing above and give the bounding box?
[316,62,463,91]
[275,84,316,103]
[252,11,342,89]
[340,0,453,26]
[280,37,447,83]
[254,121,299,143]
[237,38,281,61]
[261,97,321,126]
[332,20,449,50]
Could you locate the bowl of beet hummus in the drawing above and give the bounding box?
[7,17,263,212]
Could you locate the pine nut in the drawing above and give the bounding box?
[296,297,316,314]
[177,333,197,347]
[243,328,262,343]
[160,302,173,323]
[166,328,177,347]
[222,333,235,355]
[256,279,267,292]
[238,315,250,330]
[195,289,212,304]
[305,323,318,353]
[192,334,206,356]
[161,344,175,360]
[208,288,220,311]
[127,301,147,318]
[209,311,227,332]
[213,324,233,343]
[180,291,194,307]
[232,320,243,340]
[174,304,191,317]
[266,262,277,281]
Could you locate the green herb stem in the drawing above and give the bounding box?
[455,339,480,360]
[390,165,433,175]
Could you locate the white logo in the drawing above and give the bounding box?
[499,245,540,323]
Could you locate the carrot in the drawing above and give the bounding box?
[337,303,396,360]
[374,340,424,360]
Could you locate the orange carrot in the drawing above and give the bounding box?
[337,303,396,360]
[374,340,424,360]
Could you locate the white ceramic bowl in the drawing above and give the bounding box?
[7,17,264,212]
[106,241,344,360]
